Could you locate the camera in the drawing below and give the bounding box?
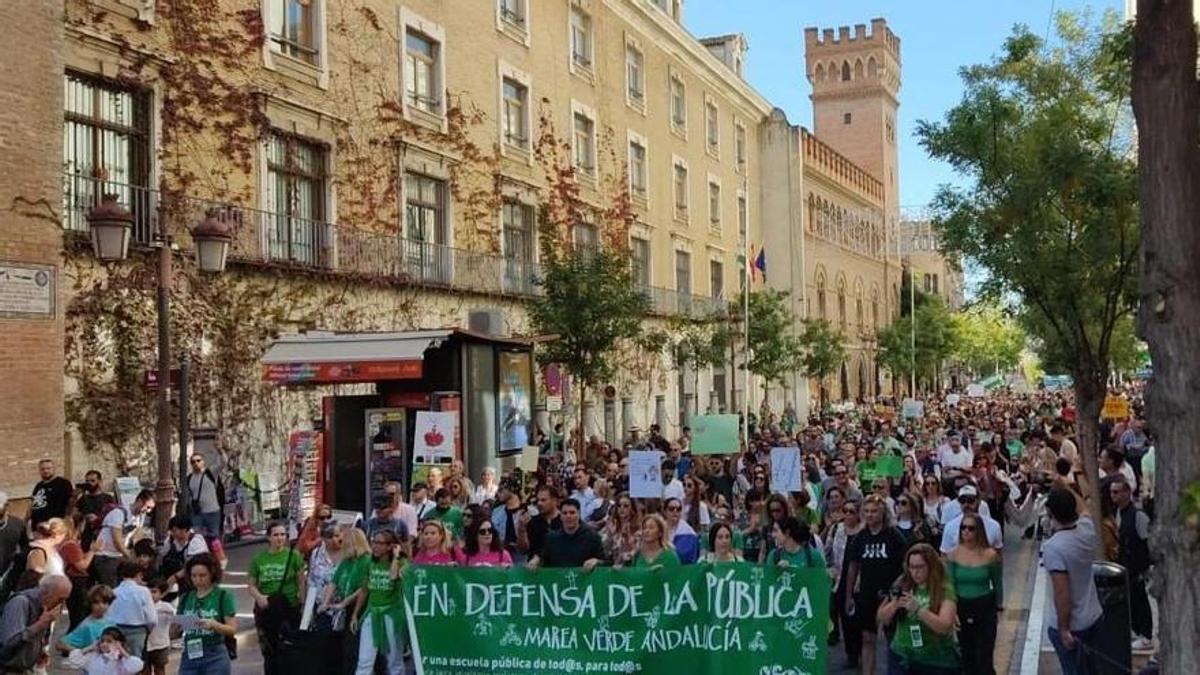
[878,586,904,601]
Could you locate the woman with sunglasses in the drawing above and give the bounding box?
[461,518,512,567]
[895,493,935,548]
[877,543,960,675]
[827,498,863,650]
[297,504,333,560]
[946,513,1001,675]
[350,529,407,675]
[757,494,791,563]
[601,494,640,567]
[661,497,700,564]
[318,528,370,670]
[682,476,712,532]
[921,476,949,539]
[630,514,680,569]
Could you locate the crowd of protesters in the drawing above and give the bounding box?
[0,382,1157,675]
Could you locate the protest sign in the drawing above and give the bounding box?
[115,477,142,510]
[1102,395,1131,420]
[690,414,740,455]
[966,384,986,398]
[901,399,925,419]
[945,394,960,406]
[858,456,904,483]
[414,411,457,463]
[405,565,829,675]
[518,446,540,473]
[628,450,664,499]
[770,447,803,493]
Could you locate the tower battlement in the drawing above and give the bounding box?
[804,18,900,59]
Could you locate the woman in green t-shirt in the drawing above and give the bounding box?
[628,514,680,568]
[350,529,407,675]
[766,516,826,569]
[318,527,372,672]
[175,554,237,675]
[248,521,307,675]
[877,543,960,675]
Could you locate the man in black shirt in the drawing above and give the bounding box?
[843,494,907,675]
[520,486,562,560]
[704,457,735,507]
[528,499,604,570]
[75,470,115,518]
[29,459,73,529]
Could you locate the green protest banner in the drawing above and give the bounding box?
[858,455,904,483]
[404,565,829,675]
[690,414,740,455]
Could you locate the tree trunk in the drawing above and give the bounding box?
[1072,371,1107,541]
[1132,3,1200,672]
[578,382,587,464]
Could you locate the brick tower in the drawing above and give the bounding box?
[803,18,902,218]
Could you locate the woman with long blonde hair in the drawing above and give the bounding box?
[877,543,960,674]
[630,514,679,568]
[412,520,459,565]
[601,493,640,566]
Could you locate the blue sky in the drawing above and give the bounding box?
[684,0,1123,209]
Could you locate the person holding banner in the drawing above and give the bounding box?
[877,543,960,675]
[412,521,459,566]
[460,517,512,567]
[766,517,825,569]
[703,522,743,565]
[527,499,605,570]
[350,529,406,675]
[628,515,680,569]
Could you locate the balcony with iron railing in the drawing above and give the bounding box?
[62,174,726,319]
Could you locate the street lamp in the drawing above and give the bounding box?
[87,201,226,538]
[86,195,133,261]
[191,211,233,273]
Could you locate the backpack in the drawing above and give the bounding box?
[160,533,204,582]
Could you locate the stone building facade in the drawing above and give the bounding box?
[1,2,921,490]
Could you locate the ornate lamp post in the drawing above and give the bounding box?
[87,198,227,538]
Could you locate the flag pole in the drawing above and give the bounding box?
[742,178,751,454]
[909,265,916,396]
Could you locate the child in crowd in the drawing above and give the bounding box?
[67,626,145,675]
[141,579,174,675]
[58,585,116,655]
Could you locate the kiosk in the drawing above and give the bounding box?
[262,329,535,514]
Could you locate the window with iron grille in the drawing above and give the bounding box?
[631,237,651,288]
[269,0,318,65]
[572,219,599,256]
[404,173,449,282]
[405,30,440,114]
[266,133,327,264]
[62,72,152,236]
[502,201,534,292]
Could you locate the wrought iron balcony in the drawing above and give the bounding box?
[62,174,724,317]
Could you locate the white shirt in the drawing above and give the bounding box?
[105,579,157,627]
[67,650,144,675]
[570,487,600,520]
[938,498,992,525]
[662,478,685,502]
[939,513,1004,553]
[97,507,144,558]
[682,501,712,528]
[938,445,973,473]
[145,601,176,651]
[394,502,418,536]
[159,533,208,559]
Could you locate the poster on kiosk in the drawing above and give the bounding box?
[364,408,407,514]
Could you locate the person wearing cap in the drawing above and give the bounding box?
[939,485,1003,553]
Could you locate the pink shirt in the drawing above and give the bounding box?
[462,549,513,567]
[413,550,461,566]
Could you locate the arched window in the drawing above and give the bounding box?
[837,278,847,329]
[841,61,851,81]
[868,57,878,78]
[872,290,880,331]
[854,59,864,80]
[855,289,864,331]
[814,63,825,82]
[816,274,827,320]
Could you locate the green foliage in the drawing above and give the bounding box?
[669,319,733,374]
[796,319,847,382]
[875,296,961,385]
[951,303,1026,376]
[916,11,1138,389]
[745,289,804,387]
[530,248,651,390]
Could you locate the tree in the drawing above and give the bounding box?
[876,317,915,395]
[745,289,804,396]
[1131,1,1200,671]
[952,303,1026,377]
[796,318,846,410]
[875,296,961,393]
[530,248,650,455]
[668,318,734,412]
[918,13,1139,525]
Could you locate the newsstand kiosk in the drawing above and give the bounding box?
[261,329,536,516]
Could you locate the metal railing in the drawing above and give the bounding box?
[62,174,725,317]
